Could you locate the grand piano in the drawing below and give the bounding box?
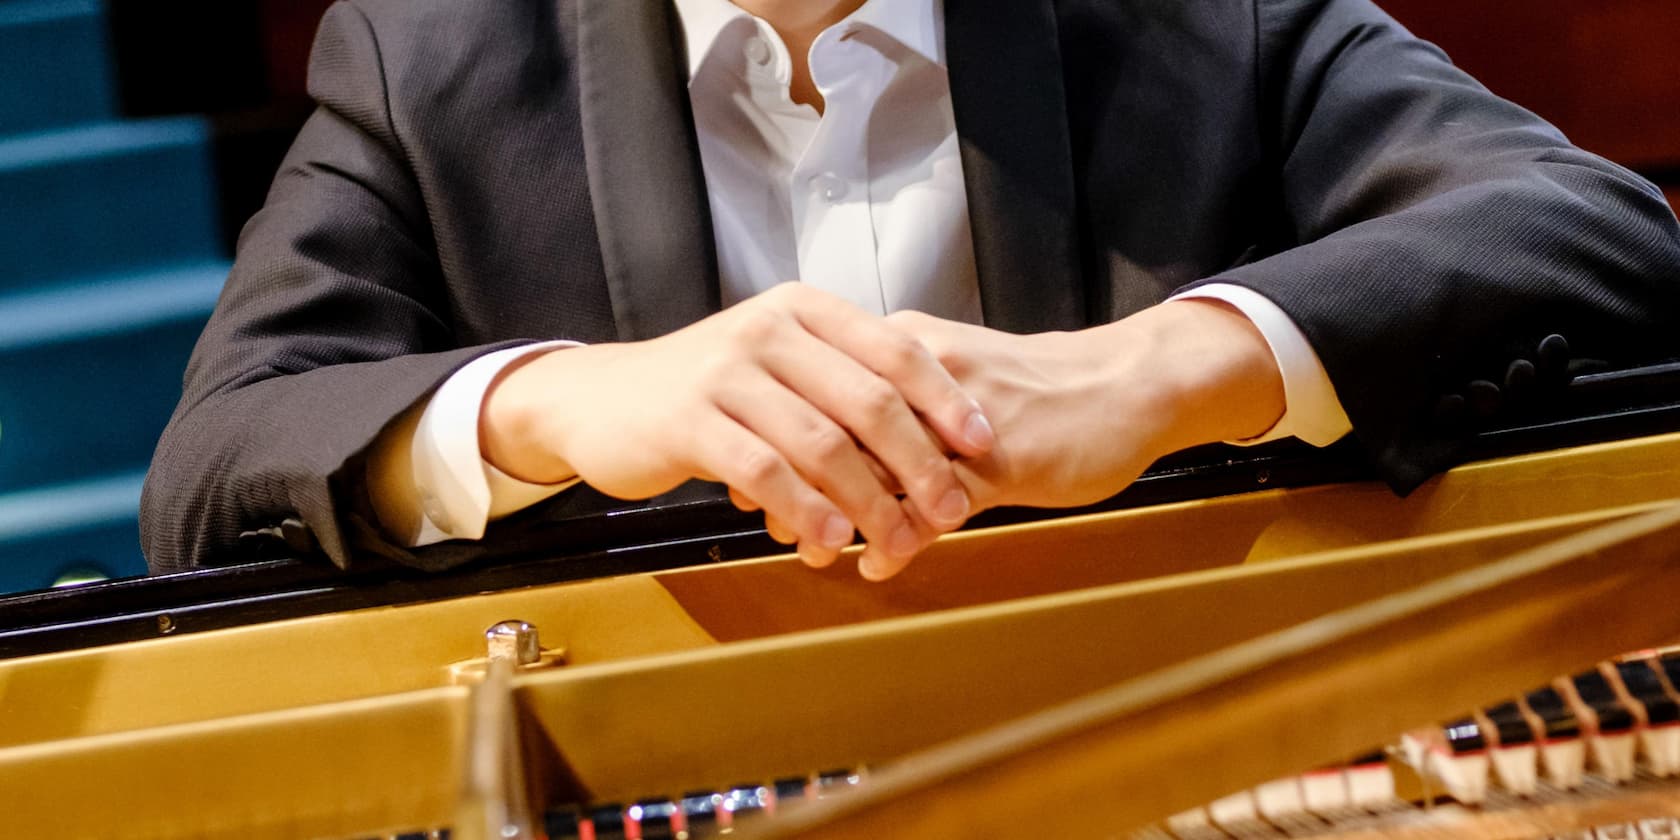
[3,362,1680,838]
[5,0,1680,832]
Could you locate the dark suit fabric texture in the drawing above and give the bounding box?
[141,0,1680,574]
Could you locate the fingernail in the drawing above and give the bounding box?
[821,515,854,550]
[964,409,995,451]
[934,487,969,526]
[858,549,890,581]
[800,543,838,568]
[889,520,919,558]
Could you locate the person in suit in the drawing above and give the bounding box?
[141,0,1680,579]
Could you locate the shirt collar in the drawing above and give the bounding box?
[672,0,944,80]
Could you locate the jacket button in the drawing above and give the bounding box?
[1433,393,1467,428]
[1537,334,1570,381]
[278,518,317,555]
[1503,358,1536,399]
[1467,379,1502,419]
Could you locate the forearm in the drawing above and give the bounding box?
[1240,0,1680,489]
[142,344,511,572]
[367,342,581,547]
[479,343,606,486]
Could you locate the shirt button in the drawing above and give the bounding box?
[744,36,772,66]
[810,172,849,202]
[420,492,454,532]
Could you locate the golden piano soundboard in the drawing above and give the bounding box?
[5,370,1680,839]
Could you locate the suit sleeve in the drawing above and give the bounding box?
[1192,0,1680,491]
[140,1,529,573]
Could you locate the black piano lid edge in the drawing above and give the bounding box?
[2,371,1679,661]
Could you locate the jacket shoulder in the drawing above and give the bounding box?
[327,0,571,93]
[311,0,576,141]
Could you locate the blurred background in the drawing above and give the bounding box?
[0,0,1674,595]
[0,0,332,594]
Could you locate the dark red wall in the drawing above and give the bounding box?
[259,0,338,103]
[1380,0,1680,173]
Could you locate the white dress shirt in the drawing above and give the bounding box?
[367,0,1352,547]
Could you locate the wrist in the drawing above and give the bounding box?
[479,345,586,484]
[1095,300,1285,455]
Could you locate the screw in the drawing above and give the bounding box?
[485,620,541,665]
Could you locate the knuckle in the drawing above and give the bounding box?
[854,378,899,416]
[734,446,784,487]
[808,423,855,465]
[859,494,906,538]
[877,333,926,376]
[729,309,782,345]
[928,341,960,371]
[908,454,958,497]
[791,496,835,538]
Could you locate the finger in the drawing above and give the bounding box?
[859,449,901,493]
[859,549,909,581]
[950,459,1002,511]
[761,334,971,534]
[716,373,920,565]
[858,493,956,581]
[798,539,843,569]
[688,413,855,555]
[789,299,994,458]
[858,536,915,581]
[729,487,761,512]
[764,512,797,545]
[729,488,794,545]
[758,491,844,568]
[900,494,942,541]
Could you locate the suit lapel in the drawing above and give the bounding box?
[576,0,720,341]
[945,0,1086,332]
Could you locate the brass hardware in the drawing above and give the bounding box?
[447,620,565,686]
[486,620,541,666]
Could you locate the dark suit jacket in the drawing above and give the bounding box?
[141,0,1680,574]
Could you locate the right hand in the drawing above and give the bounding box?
[479,283,995,572]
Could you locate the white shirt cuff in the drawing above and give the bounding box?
[1170,284,1352,448]
[368,340,581,547]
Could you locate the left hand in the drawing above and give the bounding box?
[823,300,1288,579]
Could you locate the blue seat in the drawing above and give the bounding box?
[0,472,148,593]
[0,0,228,592]
[0,119,223,294]
[0,0,115,135]
[0,264,223,493]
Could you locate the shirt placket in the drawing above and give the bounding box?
[790,30,887,316]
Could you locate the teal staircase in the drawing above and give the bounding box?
[0,0,227,592]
